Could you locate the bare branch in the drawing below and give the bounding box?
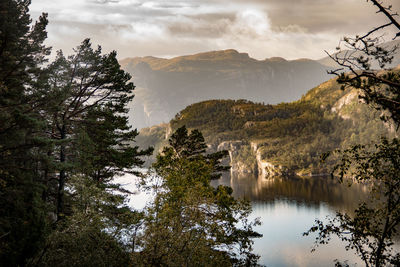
[370,0,400,35]
[359,22,393,40]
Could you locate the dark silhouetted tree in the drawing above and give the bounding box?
[305,1,400,266]
[0,0,51,265]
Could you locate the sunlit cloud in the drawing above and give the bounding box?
[30,0,399,60]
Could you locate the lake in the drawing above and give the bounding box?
[118,172,370,266]
[212,173,369,266]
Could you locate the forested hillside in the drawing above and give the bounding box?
[120,50,332,129]
[136,75,397,177]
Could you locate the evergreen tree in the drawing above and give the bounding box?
[31,39,153,266]
[0,1,152,265]
[0,0,51,265]
[36,173,134,267]
[43,39,151,221]
[135,126,261,266]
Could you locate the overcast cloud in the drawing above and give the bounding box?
[30,0,400,60]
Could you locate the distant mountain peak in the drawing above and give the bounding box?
[264,57,287,62]
[120,49,255,69]
[181,49,250,61]
[120,49,258,72]
[120,50,333,129]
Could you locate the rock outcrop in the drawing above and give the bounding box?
[215,140,290,178]
[255,148,288,178]
[217,141,254,174]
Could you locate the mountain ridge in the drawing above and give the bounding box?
[120,49,321,71]
[121,49,333,129]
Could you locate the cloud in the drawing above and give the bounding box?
[29,0,400,60]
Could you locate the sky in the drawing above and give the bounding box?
[30,0,400,60]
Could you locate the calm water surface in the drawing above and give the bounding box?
[212,173,369,266]
[119,173,370,266]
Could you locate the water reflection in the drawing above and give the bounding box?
[212,173,370,266]
[120,172,372,266]
[214,173,369,214]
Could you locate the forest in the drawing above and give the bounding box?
[137,80,396,176]
[0,1,259,266]
[1,0,400,266]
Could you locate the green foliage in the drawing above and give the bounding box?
[39,222,131,267]
[305,138,400,266]
[0,0,51,264]
[42,38,152,220]
[157,87,392,175]
[0,2,152,265]
[34,174,138,266]
[306,1,400,266]
[135,126,261,266]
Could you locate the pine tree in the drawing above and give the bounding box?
[31,39,153,265]
[0,2,152,264]
[0,0,51,265]
[135,126,261,266]
[41,39,152,220]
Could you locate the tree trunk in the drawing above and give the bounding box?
[57,125,66,221]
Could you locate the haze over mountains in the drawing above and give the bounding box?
[120,40,400,130]
[120,50,332,129]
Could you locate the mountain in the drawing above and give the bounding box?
[135,75,397,177]
[120,49,332,129]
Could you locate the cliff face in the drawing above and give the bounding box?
[212,140,287,178]
[136,129,288,178]
[251,142,290,178]
[217,141,255,175]
[213,140,292,178]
